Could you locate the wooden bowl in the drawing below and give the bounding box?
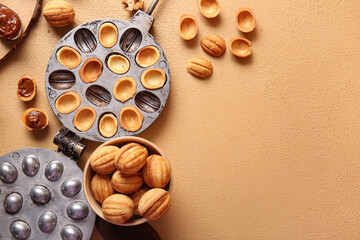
[83,136,172,226]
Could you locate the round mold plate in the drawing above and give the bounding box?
[45,18,171,142]
[0,148,96,239]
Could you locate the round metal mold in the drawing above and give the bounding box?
[67,201,89,220]
[45,160,64,182]
[45,18,171,142]
[38,211,57,233]
[10,220,31,239]
[4,192,23,214]
[30,185,51,205]
[0,162,18,183]
[22,155,40,177]
[61,225,83,240]
[0,148,95,240]
[61,178,82,197]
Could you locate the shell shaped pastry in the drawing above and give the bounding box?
[198,0,221,18]
[55,91,82,114]
[119,105,144,132]
[113,77,136,103]
[73,106,96,132]
[179,14,198,40]
[229,37,252,58]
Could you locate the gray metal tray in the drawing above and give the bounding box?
[45,12,170,142]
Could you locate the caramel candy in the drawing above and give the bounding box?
[102,194,134,224]
[142,155,171,188]
[17,74,37,101]
[201,35,226,57]
[89,146,119,174]
[130,186,150,215]
[187,57,213,78]
[91,174,115,204]
[138,188,171,220]
[43,0,75,27]
[111,170,143,194]
[22,108,48,130]
[115,143,148,174]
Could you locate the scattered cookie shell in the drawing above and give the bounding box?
[198,0,221,18]
[140,69,166,90]
[17,74,37,102]
[56,46,82,69]
[136,46,160,68]
[201,34,226,57]
[229,37,252,58]
[55,91,82,114]
[113,77,137,103]
[99,113,118,138]
[79,58,103,83]
[22,108,48,130]
[99,23,118,48]
[119,105,144,132]
[107,54,130,75]
[187,57,213,78]
[179,14,198,40]
[73,106,96,132]
[236,7,256,33]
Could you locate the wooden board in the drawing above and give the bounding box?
[0,0,42,64]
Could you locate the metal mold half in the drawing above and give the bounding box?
[45,15,171,142]
[0,148,96,239]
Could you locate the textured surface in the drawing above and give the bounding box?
[1,0,360,239]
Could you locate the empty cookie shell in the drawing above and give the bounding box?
[113,77,136,102]
[136,46,160,68]
[198,0,221,18]
[79,57,103,83]
[119,105,144,132]
[17,74,37,102]
[22,108,48,130]
[236,7,256,33]
[73,106,96,132]
[107,54,130,75]
[229,37,252,58]
[56,46,82,69]
[179,14,198,40]
[99,22,118,48]
[55,91,82,114]
[141,68,166,90]
[99,113,118,138]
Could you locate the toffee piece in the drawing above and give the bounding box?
[17,74,37,101]
[22,108,48,130]
[0,4,22,40]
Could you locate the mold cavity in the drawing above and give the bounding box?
[113,77,136,103]
[119,105,144,132]
[99,113,118,138]
[179,15,198,40]
[56,46,82,69]
[74,28,97,53]
[49,70,76,90]
[140,68,166,89]
[55,91,82,114]
[79,57,103,83]
[73,106,96,132]
[136,46,160,68]
[86,85,111,107]
[106,53,130,75]
[99,22,118,48]
[120,28,142,53]
[135,91,161,113]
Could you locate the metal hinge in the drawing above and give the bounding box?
[53,126,85,162]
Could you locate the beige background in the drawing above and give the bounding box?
[1,0,360,239]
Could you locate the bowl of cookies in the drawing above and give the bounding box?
[83,137,172,226]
